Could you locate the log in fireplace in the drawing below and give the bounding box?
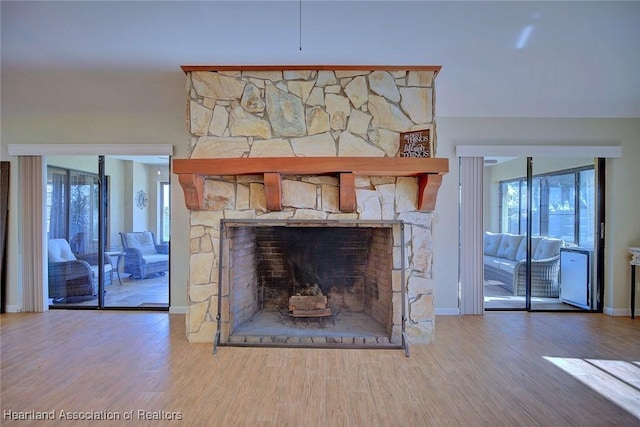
[216,220,406,351]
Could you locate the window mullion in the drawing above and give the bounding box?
[575,172,580,246]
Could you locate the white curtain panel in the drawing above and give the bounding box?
[19,156,47,312]
[459,157,484,315]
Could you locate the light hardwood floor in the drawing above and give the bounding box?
[1,311,639,426]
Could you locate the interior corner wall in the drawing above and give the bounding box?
[151,164,170,241]
[483,164,493,232]
[169,143,191,311]
[105,157,126,249]
[483,158,527,233]
[606,135,640,315]
[131,162,149,232]
[123,162,134,233]
[147,166,158,237]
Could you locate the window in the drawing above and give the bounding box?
[578,169,595,248]
[159,181,170,243]
[499,166,594,247]
[47,166,104,254]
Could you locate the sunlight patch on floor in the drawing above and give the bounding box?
[544,357,640,420]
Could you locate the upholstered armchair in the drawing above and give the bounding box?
[119,231,169,279]
[47,239,112,302]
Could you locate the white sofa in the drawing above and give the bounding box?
[483,232,563,297]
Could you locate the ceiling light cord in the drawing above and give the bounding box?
[299,0,302,51]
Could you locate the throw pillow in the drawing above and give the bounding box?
[533,238,563,260]
[515,236,544,261]
[138,232,157,256]
[484,232,503,256]
[48,239,77,262]
[496,233,524,260]
[125,232,157,256]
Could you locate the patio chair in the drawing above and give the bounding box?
[47,238,112,302]
[119,231,169,279]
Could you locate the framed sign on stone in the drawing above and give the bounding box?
[399,129,432,158]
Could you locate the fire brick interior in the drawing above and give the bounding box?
[224,223,396,347]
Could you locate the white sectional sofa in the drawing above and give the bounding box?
[483,232,563,297]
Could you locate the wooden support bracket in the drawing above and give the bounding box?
[178,174,205,211]
[418,174,443,212]
[339,173,356,212]
[263,173,282,211]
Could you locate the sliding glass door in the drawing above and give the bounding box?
[529,157,596,311]
[483,157,527,310]
[483,156,600,311]
[46,155,169,310]
[47,157,101,307]
[102,155,169,309]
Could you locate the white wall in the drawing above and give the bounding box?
[105,157,126,249]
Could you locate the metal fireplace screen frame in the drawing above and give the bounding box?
[213,219,408,355]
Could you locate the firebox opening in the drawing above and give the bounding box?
[219,220,403,348]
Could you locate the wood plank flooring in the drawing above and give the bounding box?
[1,311,639,426]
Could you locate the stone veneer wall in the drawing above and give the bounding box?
[184,68,437,344]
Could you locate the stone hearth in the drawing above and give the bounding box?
[175,66,447,347]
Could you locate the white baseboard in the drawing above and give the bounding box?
[169,306,188,314]
[4,305,22,313]
[604,306,637,317]
[435,307,460,315]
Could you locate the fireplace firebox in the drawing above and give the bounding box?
[215,220,406,350]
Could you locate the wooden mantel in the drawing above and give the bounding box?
[173,157,448,212]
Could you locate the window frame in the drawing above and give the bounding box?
[159,181,170,244]
[47,166,110,251]
[498,165,594,247]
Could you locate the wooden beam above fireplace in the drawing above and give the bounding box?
[173,157,448,212]
[173,157,448,176]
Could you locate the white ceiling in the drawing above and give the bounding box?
[1,1,639,120]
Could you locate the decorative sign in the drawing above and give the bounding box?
[399,129,432,158]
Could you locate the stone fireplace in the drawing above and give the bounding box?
[173,65,448,348]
